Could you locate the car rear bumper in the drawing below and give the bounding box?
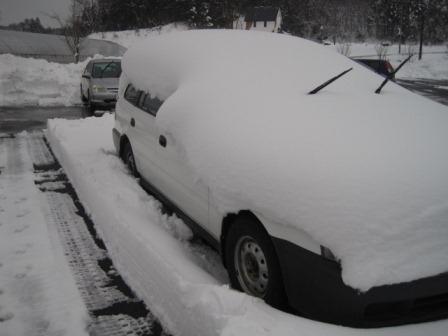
[272,237,448,328]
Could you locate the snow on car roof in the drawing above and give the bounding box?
[122,30,448,291]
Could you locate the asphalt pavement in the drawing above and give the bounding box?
[396,78,448,106]
[0,106,86,133]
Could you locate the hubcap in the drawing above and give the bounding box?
[234,236,269,297]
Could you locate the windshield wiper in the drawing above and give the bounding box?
[99,61,114,78]
[308,68,353,95]
[375,55,412,94]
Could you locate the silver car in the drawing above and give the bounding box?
[80,59,121,114]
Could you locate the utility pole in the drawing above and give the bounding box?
[418,12,424,60]
[418,0,429,60]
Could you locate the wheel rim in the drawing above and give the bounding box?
[234,235,269,298]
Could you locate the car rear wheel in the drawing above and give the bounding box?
[225,216,287,309]
[122,142,139,177]
[86,92,95,115]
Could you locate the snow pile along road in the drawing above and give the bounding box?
[122,30,448,291]
[0,54,88,107]
[47,114,448,336]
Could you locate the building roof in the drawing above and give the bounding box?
[0,30,125,58]
[244,7,279,22]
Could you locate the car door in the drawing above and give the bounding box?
[121,84,154,180]
[136,92,210,231]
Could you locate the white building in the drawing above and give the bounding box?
[234,7,282,33]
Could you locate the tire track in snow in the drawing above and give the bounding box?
[27,133,169,336]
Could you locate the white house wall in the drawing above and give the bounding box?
[251,21,277,32]
[233,10,283,33]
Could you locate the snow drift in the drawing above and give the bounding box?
[122,30,448,291]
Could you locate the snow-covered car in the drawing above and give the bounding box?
[81,58,121,113]
[112,30,448,327]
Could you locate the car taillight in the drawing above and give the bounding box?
[386,61,394,74]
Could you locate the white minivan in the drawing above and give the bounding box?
[113,30,448,328]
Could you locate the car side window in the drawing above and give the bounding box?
[124,84,141,106]
[140,93,163,117]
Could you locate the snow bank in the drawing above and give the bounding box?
[46,115,448,336]
[88,23,189,49]
[122,30,448,291]
[0,54,86,107]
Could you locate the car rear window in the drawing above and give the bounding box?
[92,61,122,78]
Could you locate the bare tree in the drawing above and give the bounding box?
[375,44,389,60]
[48,0,87,63]
[336,42,352,57]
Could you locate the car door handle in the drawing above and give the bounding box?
[130,118,135,127]
[159,135,167,148]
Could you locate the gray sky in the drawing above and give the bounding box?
[0,0,70,27]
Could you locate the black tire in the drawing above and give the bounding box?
[86,92,95,115]
[122,142,139,177]
[225,216,287,309]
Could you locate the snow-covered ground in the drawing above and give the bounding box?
[0,134,88,336]
[330,42,448,79]
[46,114,448,336]
[88,23,189,49]
[390,53,448,80]
[340,42,446,58]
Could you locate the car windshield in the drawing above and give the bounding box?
[91,61,122,78]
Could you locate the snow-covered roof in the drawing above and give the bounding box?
[0,30,70,55]
[122,29,448,292]
[0,30,125,59]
